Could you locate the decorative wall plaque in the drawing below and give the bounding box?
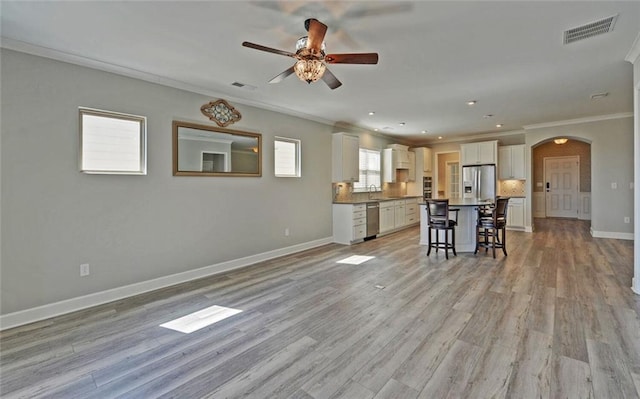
[200,99,242,127]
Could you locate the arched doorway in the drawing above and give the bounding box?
[531,137,592,228]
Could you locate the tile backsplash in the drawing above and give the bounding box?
[498,179,526,197]
[334,180,526,201]
[332,182,408,202]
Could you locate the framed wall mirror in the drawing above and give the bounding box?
[173,121,262,177]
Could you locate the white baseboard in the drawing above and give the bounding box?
[633,278,640,296]
[524,226,533,233]
[0,237,333,331]
[590,228,634,240]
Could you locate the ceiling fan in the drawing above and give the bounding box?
[242,18,379,90]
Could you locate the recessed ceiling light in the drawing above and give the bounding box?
[368,111,375,115]
[496,124,503,128]
[374,128,379,131]
[421,130,427,134]
[399,122,406,126]
[438,136,443,140]
[483,114,494,118]
[467,100,477,105]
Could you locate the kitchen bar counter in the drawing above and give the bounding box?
[420,199,491,252]
[421,198,494,207]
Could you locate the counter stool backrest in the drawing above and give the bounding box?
[494,197,509,224]
[427,199,451,226]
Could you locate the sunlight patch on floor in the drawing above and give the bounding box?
[160,305,242,333]
[337,255,375,265]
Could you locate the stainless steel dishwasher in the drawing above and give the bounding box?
[366,202,380,238]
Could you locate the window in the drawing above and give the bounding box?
[79,108,147,174]
[447,162,460,198]
[353,148,381,192]
[274,137,301,177]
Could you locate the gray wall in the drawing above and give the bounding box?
[524,117,634,234]
[1,49,333,315]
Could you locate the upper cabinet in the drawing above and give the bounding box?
[460,140,497,165]
[412,147,432,173]
[407,151,416,182]
[498,144,526,180]
[383,146,411,183]
[332,133,359,183]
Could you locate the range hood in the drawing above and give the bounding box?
[383,145,411,182]
[385,144,410,169]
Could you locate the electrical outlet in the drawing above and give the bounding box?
[284,228,290,236]
[611,182,618,190]
[624,217,630,224]
[80,263,90,277]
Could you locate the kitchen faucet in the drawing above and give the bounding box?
[369,184,377,200]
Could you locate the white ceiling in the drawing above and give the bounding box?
[1,1,638,144]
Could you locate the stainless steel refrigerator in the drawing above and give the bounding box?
[462,164,496,202]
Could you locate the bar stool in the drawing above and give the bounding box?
[475,197,509,258]
[426,199,459,259]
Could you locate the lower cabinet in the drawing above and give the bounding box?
[333,203,367,244]
[381,198,419,234]
[405,198,419,225]
[334,198,422,245]
[507,198,525,230]
[394,200,406,228]
[380,202,395,233]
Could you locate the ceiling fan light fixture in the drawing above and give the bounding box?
[554,138,568,144]
[294,59,326,84]
[296,36,325,53]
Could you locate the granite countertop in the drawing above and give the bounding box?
[333,196,422,204]
[419,198,494,207]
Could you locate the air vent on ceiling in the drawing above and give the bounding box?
[563,15,617,44]
[231,81,257,90]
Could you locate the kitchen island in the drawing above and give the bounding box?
[420,199,493,252]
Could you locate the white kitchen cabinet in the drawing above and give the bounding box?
[394,200,406,227]
[461,140,497,165]
[405,198,419,225]
[411,147,433,173]
[506,198,525,230]
[332,133,359,183]
[332,203,368,244]
[383,148,410,183]
[498,145,526,180]
[379,201,395,233]
[407,147,432,196]
[407,151,416,182]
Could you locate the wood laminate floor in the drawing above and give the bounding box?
[1,219,639,398]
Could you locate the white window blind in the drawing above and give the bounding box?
[274,137,301,177]
[79,108,146,174]
[354,148,381,192]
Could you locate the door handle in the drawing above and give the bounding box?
[546,182,550,192]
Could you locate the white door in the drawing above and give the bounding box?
[544,156,579,218]
[446,161,460,198]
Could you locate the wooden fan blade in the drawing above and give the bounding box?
[242,41,296,58]
[269,65,295,84]
[306,19,327,53]
[321,68,342,90]
[325,53,379,64]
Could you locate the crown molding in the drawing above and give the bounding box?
[625,32,640,63]
[0,37,336,128]
[421,129,525,145]
[523,112,633,130]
